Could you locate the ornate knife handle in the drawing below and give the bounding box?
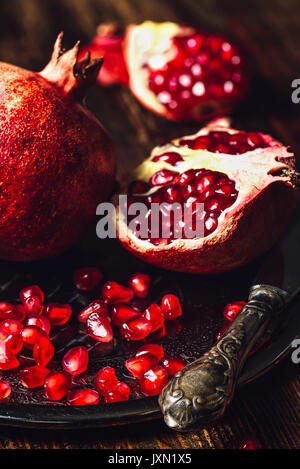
[159,284,288,431]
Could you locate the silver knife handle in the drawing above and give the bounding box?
[159,285,287,431]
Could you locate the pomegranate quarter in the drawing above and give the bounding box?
[81,21,248,122]
[117,118,296,274]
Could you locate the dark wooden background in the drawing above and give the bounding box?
[0,0,300,449]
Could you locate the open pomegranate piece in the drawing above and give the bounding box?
[80,21,248,122]
[117,118,296,274]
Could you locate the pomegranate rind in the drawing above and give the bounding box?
[117,118,296,273]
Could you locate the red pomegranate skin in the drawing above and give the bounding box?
[0,34,115,261]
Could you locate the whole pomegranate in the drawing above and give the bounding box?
[117,118,296,274]
[80,21,248,122]
[0,33,115,261]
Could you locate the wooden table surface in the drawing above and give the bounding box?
[0,0,300,449]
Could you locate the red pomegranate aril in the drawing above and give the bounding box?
[0,342,19,370]
[121,315,152,341]
[19,366,50,389]
[68,388,99,405]
[223,301,246,322]
[129,180,150,195]
[44,303,72,326]
[105,382,130,403]
[160,294,182,320]
[142,304,164,332]
[102,281,134,304]
[44,371,72,401]
[161,356,186,376]
[111,304,140,326]
[135,344,165,361]
[180,131,268,154]
[152,152,184,166]
[94,366,119,395]
[125,353,158,379]
[33,337,54,367]
[139,366,168,396]
[149,169,178,187]
[74,267,103,291]
[0,304,26,322]
[128,273,151,299]
[21,326,47,349]
[19,285,44,316]
[87,312,113,343]
[0,330,23,354]
[78,300,108,323]
[0,319,23,335]
[164,184,182,203]
[62,346,89,376]
[174,169,196,186]
[238,437,261,449]
[0,380,11,399]
[25,316,51,335]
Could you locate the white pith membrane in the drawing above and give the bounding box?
[117,118,295,257]
[124,21,193,117]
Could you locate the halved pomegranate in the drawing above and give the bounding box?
[81,21,248,122]
[117,118,296,273]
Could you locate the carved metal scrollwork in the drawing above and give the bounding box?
[159,285,287,431]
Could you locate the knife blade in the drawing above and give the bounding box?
[159,208,300,431]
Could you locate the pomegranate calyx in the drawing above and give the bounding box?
[40,32,103,101]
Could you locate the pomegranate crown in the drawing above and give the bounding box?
[40,32,103,101]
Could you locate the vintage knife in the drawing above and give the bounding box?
[159,210,300,431]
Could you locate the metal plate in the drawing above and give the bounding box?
[0,229,297,429]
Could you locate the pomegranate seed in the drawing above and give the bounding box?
[44,303,72,326]
[0,303,26,322]
[135,344,165,361]
[121,315,152,341]
[0,380,11,399]
[68,388,99,405]
[152,152,184,166]
[78,300,108,323]
[102,281,134,304]
[160,294,182,319]
[21,326,47,349]
[139,366,168,396]
[128,273,151,299]
[181,131,267,154]
[19,366,50,388]
[223,301,246,321]
[125,353,158,379]
[19,285,44,316]
[0,319,23,335]
[0,342,19,370]
[111,303,140,326]
[142,304,164,332]
[87,312,113,343]
[149,169,178,187]
[25,316,51,335]
[105,382,130,403]
[44,371,72,401]
[238,437,261,449]
[0,330,23,354]
[161,356,186,376]
[33,337,54,367]
[128,180,150,195]
[74,267,103,291]
[62,346,89,376]
[94,366,119,395]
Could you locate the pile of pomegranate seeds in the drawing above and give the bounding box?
[125,344,186,397]
[128,167,238,245]
[180,130,268,154]
[0,272,187,405]
[148,33,247,120]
